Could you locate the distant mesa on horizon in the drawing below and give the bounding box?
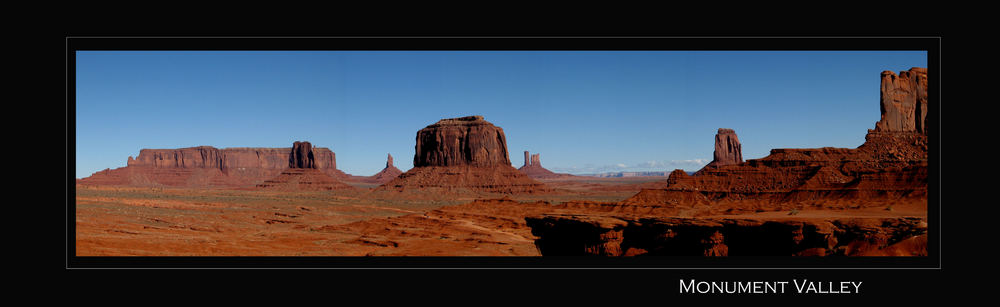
[76,140,392,188]
[581,171,681,178]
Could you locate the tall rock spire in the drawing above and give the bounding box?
[875,67,928,134]
[693,128,743,175]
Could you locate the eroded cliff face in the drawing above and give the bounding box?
[289,141,316,169]
[128,146,337,171]
[876,67,928,134]
[693,128,744,175]
[413,115,512,168]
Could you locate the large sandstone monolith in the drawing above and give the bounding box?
[531,154,541,167]
[875,67,928,134]
[382,115,550,194]
[413,115,512,168]
[289,141,316,168]
[694,128,743,175]
[523,151,530,168]
[712,128,743,166]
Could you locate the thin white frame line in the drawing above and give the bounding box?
[65,37,942,269]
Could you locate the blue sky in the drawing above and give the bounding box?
[75,51,926,178]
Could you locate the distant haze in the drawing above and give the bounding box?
[76,51,927,178]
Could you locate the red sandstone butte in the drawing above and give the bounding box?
[79,142,349,188]
[257,141,354,191]
[693,128,743,175]
[518,151,566,179]
[413,115,512,168]
[380,115,550,193]
[877,67,928,134]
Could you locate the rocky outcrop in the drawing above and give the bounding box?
[413,115,512,168]
[257,141,353,191]
[381,116,551,193]
[518,151,566,179]
[79,142,349,188]
[525,67,930,256]
[371,153,404,184]
[693,128,742,175]
[876,67,928,134]
[526,214,927,256]
[656,68,929,205]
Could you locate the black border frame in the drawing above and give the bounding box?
[66,36,941,269]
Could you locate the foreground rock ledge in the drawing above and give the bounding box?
[526,214,927,256]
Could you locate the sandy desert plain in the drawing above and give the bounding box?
[74,68,930,257]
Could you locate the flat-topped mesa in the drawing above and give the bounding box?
[382,115,551,194]
[413,115,512,167]
[127,145,337,171]
[875,67,928,134]
[531,154,541,167]
[80,142,346,188]
[289,141,316,169]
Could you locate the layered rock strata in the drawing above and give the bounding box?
[413,115,511,168]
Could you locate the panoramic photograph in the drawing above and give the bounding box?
[73,50,928,258]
